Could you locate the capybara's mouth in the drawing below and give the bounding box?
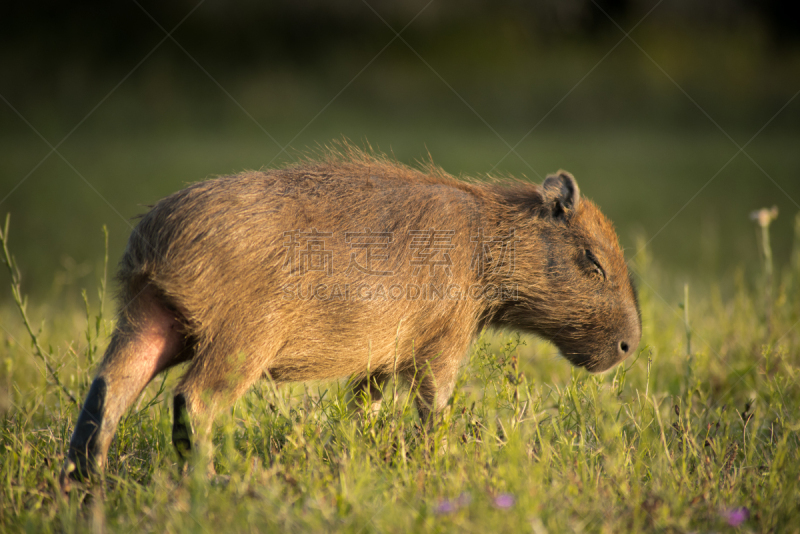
[563,351,592,369]
[582,356,619,373]
[564,352,617,373]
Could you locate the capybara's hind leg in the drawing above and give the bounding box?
[60,284,188,490]
[171,345,265,470]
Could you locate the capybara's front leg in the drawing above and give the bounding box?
[60,285,188,491]
[404,353,459,427]
[346,374,389,416]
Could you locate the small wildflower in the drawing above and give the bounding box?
[493,493,515,509]
[434,492,471,515]
[435,500,456,515]
[750,207,778,228]
[723,507,750,527]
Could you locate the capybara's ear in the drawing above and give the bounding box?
[542,171,580,221]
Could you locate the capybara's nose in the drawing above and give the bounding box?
[617,340,632,359]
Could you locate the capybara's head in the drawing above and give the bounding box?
[507,171,641,372]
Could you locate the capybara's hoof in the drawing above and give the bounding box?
[59,458,77,494]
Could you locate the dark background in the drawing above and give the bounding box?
[1,0,799,300]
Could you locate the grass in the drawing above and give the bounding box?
[1,202,800,533]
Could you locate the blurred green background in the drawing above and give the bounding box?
[1,0,799,302]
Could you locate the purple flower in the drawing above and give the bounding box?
[434,492,472,515]
[723,507,750,527]
[493,493,515,509]
[435,500,457,515]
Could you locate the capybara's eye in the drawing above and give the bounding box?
[585,249,606,281]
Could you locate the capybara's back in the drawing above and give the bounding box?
[60,147,641,489]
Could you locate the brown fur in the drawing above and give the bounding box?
[60,146,640,488]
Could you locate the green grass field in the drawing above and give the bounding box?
[1,182,799,532]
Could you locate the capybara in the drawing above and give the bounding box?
[60,147,640,488]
